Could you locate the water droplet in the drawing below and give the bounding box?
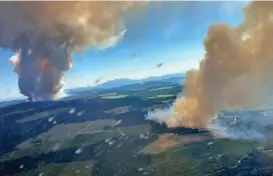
[207,141,214,146]
[108,141,114,145]
[69,108,76,114]
[77,110,85,116]
[257,146,264,150]
[38,173,44,176]
[105,138,111,143]
[144,136,148,140]
[114,120,122,126]
[75,148,83,154]
[138,168,144,171]
[53,121,57,124]
[140,134,146,139]
[20,164,24,169]
[48,117,54,122]
[27,49,32,55]
[52,143,61,152]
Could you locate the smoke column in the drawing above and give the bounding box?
[147,2,273,128]
[1,2,143,100]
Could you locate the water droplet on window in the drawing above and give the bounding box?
[27,49,32,55]
[75,148,83,154]
[105,138,111,143]
[48,117,54,122]
[140,134,145,139]
[114,120,122,126]
[77,110,85,116]
[207,141,214,146]
[52,143,62,152]
[69,108,76,114]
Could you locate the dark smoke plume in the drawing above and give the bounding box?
[3,2,144,100]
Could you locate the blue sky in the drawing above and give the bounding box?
[0,1,249,99]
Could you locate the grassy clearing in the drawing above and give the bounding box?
[141,133,214,155]
[16,160,95,176]
[16,108,70,123]
[119,124,151,135]
[99,93,117,96]
[148,86,175,91]
[100,94,128,99]
[2,109,33,118]
[145,94,176,99]
[104,106,131,115]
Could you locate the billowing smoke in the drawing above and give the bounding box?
[147,2,273,129]
[2,2,143,100]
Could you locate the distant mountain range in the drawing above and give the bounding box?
[0,73,185,103]
[67,73,185,93]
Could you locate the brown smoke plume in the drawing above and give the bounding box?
[147,2,273,128]
[2,1,144,100]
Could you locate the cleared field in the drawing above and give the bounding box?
[141,133,214,154]
[145,94,176,99]
[15,160,95,176]
[99,93,117,96]
[119,124,151,134]
[101,94,128,99]
[148,86,176,91]
[2,109,34,118]
[104,106,131,115]
[16,108,70,123]
[18,119,117,144]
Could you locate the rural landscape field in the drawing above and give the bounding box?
[1,76,273,176]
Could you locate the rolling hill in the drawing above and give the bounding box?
[66,73,185,95]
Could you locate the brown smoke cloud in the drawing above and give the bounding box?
[2,1,144,100]
[148,2,273,128]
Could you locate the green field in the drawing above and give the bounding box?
[15,160,95,176]
[101,94,128,99]
[145,94,176,99]
[148,86,176,91]
[16,108,70,123]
